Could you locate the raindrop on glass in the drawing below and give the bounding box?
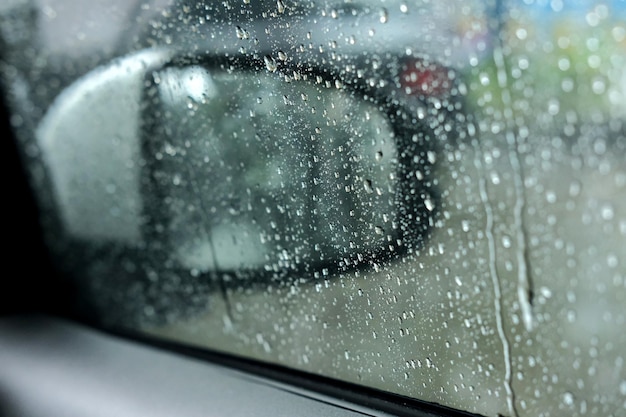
[235,26,249,39]
[379,8,388,23]
[277,0,286,14]
[264,55,278,72]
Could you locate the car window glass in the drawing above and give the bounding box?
[1,1,625,416]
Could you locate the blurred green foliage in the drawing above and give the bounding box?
[462,8,626,128]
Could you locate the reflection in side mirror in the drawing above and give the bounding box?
[142,64,408,279]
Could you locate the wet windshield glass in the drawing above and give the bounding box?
[1,0,626,416]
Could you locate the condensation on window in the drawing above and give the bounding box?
[1,0,625,416]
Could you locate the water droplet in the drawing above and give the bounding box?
[539,286,552,298]
[277,50,288,61]
[375,226,384,235]
[562,392,575,406]
[277,0,286,14]
[567,310,577,322]
[601,204,614,221]
[375,151,383,161]
[400,3,408,13]
[235,26,249,39]
[364,179,374,193]
[424,197,435,212]
[379,8,388,23]
[569,180,581,197]
[264,55,277,72]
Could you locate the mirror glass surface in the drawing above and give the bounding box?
[144,65,399,274]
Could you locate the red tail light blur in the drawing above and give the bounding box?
[400,58,452,98]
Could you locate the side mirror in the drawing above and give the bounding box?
[140,56,435,284]
[35,50,438,324]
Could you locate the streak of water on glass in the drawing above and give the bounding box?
[492,44,534,333]
[476,163,518,417]
[180,150,234,323]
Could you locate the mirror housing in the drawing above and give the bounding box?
[35,50,440,324]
